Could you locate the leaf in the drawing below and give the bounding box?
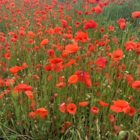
[10,134,18,140]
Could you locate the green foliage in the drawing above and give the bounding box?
[103,0,140,26]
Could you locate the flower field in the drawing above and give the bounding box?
[0,0,140,139]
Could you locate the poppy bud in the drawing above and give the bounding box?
[119,131,127,139]
[54,93,57,97]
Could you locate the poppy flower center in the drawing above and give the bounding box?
[80,71,85,76]
[70,107,74,111]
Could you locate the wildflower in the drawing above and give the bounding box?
[29,112,36,119]
[40,39,49,47]
[47,49,55,58]
[129,107,136,116]
[91,107,99,114]
[65,44,81,54]
[49,58,64,64]
[132,81,140,89]
[110,100,130,113]
[108,25,114,31]
[68,75,78,84]
[5,53,11,60]
[132,11,140,19]
[51,62,63,73]
[109,114,114,123]
[56,82,66,88]
[5,79,15,86]
[24,91,34,100]
[113,49,123,61]
[74,71,92,87]
[79,102,88,107]
[60,103,67,113]
[99,101,109,107]
[67,103,77,114]
[83,20,98,30]
[100,28,105,33]
[36,108,49,119]
[95,57,108,69]
[9,66,22,74]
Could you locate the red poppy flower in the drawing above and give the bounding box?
[74,71,92,87]
[99,101,109,107]
[95,6,103,14]
[109,114,114,123]
[85,79,92,87]
[103,1,110,7]
[36,108,49,119]
[40,39,49,47]
[51,62,63,73]
[91,107,99,114]
[67,103,77,114]
[24,91,34,100]
[94,83,100,86]
[129,107,136,116]
[118,64,126,70]
[22,63,28,69]
[73,0,77,3]
[49,58,64,64]
[120,22,127,30]
[91,7,95,12]
[68,75,78,84]
[0,78,5,87]
[60,19,68,28]
[116,73,122,80]
[29,112,36,119]
[117,18,125,25]
[47,49,55,58]
[132,11,140,19]
[5,53,11,60]
[132,81,140,89]
[9,66,22,74]
[75,22,81,27]
[110,100,130,113]
[60,103,67,113]
[44,65,51,71]
[129,95,134,102]
[95,57,108,69]
[77,11,82,15]
[95,0,100,4]
[28,31,36,37]
[89,0,95,4]
[0,95,3,99]
[100,28,105,33]
[47,75,52,81]
[10,2,15,8]
[75,31,89,43]
[28,39,35,44]
[79,101,88,107]
[65,44,81,54]
[113,49,123,61]
[108,25,114,31]
[74,71,89,82]
[56,82,66,88]
[17,84,33,91]
[83,20,98,30]
[5,79,15,86]
[33,75,39,79]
